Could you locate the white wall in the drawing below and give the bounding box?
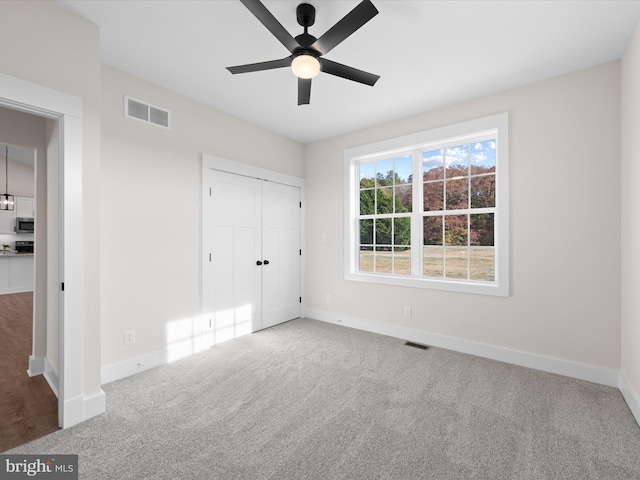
[0,106,41,198]
[0,159,34,198]
[305,62,621,372]
[0,0,103,414]
[621,21,640,421]
[100,66,304,378]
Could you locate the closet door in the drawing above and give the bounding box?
[262,181,301,329]
[203,168,301,345]
[205,170,262,343]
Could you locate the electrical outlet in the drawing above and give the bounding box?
[326,294,331,303]
[125,330,135,345]
[404,306,412,318]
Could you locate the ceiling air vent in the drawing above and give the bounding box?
[125,96,170,128]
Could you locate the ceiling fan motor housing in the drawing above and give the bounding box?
[296,3,316,28]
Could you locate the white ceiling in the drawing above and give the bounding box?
[53,0,640,144]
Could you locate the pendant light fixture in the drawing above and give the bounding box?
[1,145,14,211]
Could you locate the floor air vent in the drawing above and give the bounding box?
[404,341,431,350]
[125,96,170,128]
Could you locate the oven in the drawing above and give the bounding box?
[15,241,34,253]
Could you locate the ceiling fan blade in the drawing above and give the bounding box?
[311,0,378,55]
[319,58,380,86]
[298,78,311,105]
[227,56,292,74]
[239,0,299,54]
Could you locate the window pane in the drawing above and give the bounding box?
[470,140,496,175]
[393,217,411,246]
[360,162,376,188]
[470,213,494,246]
[470,247,494,281]
[360,189,375,215]
[470,175,495,208]
[375,246,392,273]
[375,218,392,245]
[359,246,373,273]
[446,178,468,210]
[445,247,468,279]
[423,216,443,245]
[360,219,373,245]
[376,187,393,214]
[423,181,444,211]
[470,213,494,281]
[445,214,467,246]
[393,246,411,275]
[395,185,412,212]
[423,246,443,277]
[445,145,468,178]
[376,158,394,186]
[395,155,413,184]
[423,150,444,181]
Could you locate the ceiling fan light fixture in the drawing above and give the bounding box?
[291,54,320,79]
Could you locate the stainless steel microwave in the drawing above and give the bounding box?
[16,217,34,233]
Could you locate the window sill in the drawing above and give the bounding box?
[345,271,509,297]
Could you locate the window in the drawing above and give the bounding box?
[358,155,413,275]
[345,113,509,296]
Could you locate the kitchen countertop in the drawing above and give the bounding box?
[0,251,34,256]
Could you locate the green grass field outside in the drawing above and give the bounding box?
[359,247,494,281]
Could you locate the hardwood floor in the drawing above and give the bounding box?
[0,292,59,452]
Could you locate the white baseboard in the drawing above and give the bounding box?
[619,372,640,428]
[27,355,45,377]
[101,348,169,385]
[83,390,106,421]
[61,395,84,428]
[43,357,59,398]
[27,358,104,427]
[102,333,238,384]
[28,356,60,398]
[60,390,106,429]
[303,308,620,388]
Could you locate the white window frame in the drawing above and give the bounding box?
[344,113,509,297]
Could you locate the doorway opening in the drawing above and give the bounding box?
[0,71,102,435]
[0,118,59,450]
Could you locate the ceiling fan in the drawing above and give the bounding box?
[226,0,380,105]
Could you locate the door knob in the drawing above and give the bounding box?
[256,260,263,266]
[263,260,270,265]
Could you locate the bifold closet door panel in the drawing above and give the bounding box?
[207,170,262,342]
[261,181,301,329]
